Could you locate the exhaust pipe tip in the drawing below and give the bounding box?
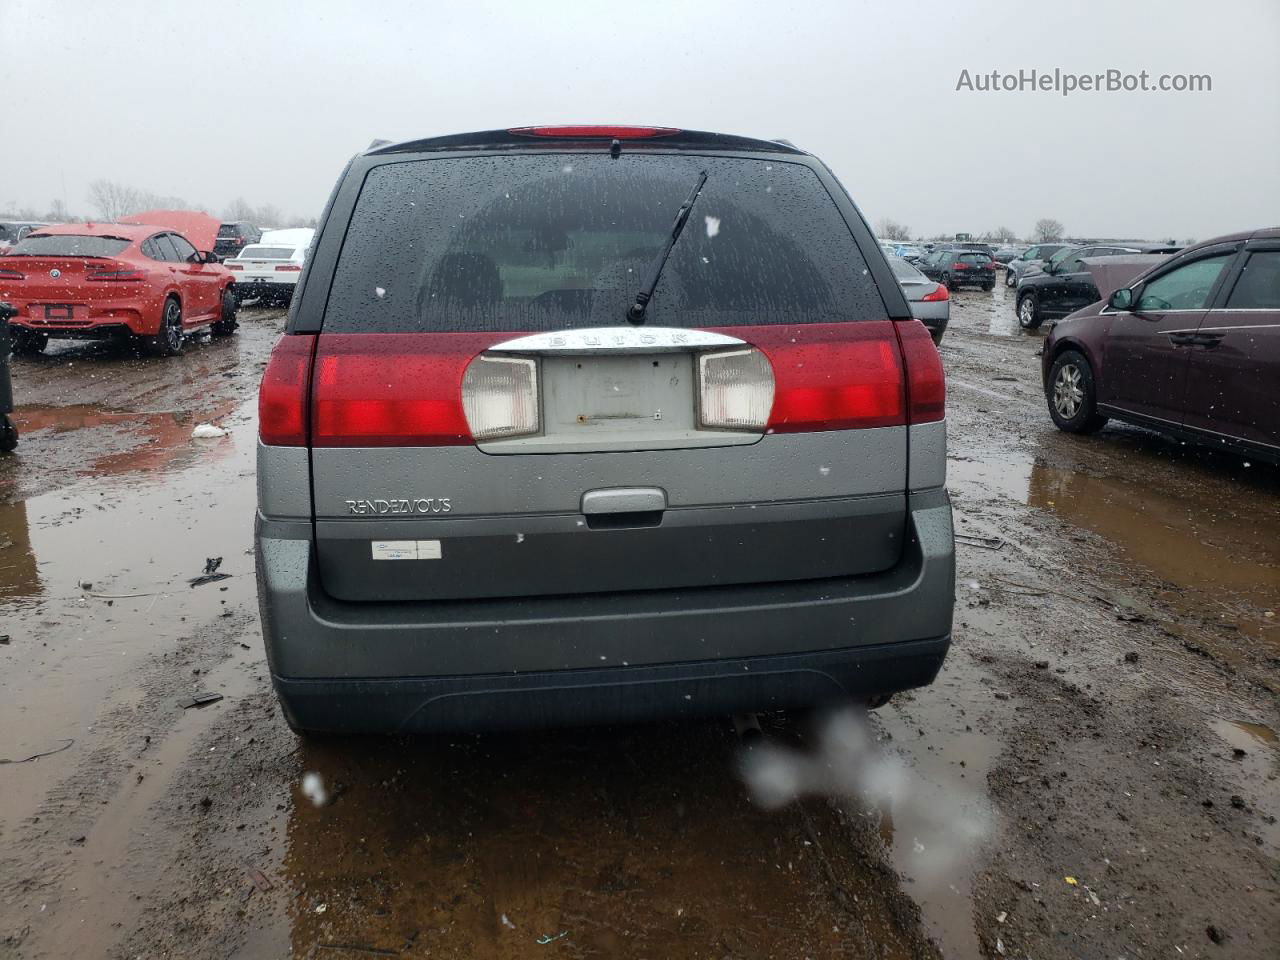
[732,712,764,744]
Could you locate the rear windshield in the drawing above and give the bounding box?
[9,234,131,257]
[237,246,296,260]
[217,226,239,237]
[958,253,991,265]
[322,154,883,332]
[889,256,923,280]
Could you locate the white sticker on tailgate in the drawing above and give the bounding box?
[370,540,442,560]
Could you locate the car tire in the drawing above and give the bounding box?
[211,287,239,336]
[11,331,48,355]
[147,296,185,356]
[1017,292,1042,329]
[1005,268,1017,288]
[1047,349,1108,434]
[0,415,17,453]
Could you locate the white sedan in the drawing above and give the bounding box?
[224,234,311,305]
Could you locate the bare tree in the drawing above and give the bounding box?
[223,197,256,222]
[255,203,283,228]
[88,180,143,220]
[1033,218,1064,243]
[987,225,1017,242]
[875,218,911,241]
[46,198,70,222]
[88,179,191,220]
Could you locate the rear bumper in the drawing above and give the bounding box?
[274,636,951,733]
[8,297,161,336]
[233,280,296,298]
[10,320,138,340]
[256,490,955,731]
[908,300,948,338]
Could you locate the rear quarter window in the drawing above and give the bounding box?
[321,153,885,332]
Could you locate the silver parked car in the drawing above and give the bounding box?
[1005,242,1069,287]
[255,125,955,734]
[889,256,949,343]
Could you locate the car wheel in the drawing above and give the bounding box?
[1047,350,1108,434]
[211,287,239,336]
[0,415,17,453]
[1017,292,1042,329]
[148,296,185,356]
[1005,268,1017,288]
[11,331,48,355]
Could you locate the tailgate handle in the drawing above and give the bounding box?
[581,487,667,515]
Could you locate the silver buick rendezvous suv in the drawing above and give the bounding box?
[255,125,954,734]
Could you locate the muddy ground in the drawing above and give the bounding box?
[1,287,1277,959]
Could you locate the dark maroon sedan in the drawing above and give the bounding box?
[1041,227,1280,464]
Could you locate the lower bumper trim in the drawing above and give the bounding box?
[274,635,951,733]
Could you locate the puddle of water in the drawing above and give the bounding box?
[1027,460,1280,647]
[12,401,240,479]
[1218,719,1279,747]
[0,499,41,602]
[274,724,922,958]
[1207,718,1280,853]
[0,396,259,831]
[34,649,263,959]
[984,280,1020,337]
[875,659,1002,960]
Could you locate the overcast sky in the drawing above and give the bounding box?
[2,0,1278,241]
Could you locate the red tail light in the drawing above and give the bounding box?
[952,262,969,270]
[310,334,498,446]
[274,264,302,272]
[750,323,905,432]
[301,322,933,448]
[227,263,244,271]
[509,125,680,139]
[921,283,949,302]
[86,262,146,282]
[894,321,945,424]
[259,334,316,446]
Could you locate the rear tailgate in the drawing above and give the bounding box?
[0,255,145,319]
[281,151,939,603]
[955,253,996,280]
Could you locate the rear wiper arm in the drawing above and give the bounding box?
[627,170,707,324]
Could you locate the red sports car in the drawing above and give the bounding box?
[0,215,237,356]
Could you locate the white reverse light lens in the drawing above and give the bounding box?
[461,355,539,441]
[699,347,774,430]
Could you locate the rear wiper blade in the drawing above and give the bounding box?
[627,170,707,324]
